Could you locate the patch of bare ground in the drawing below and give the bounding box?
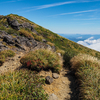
[39,68,80,100]
[0,52,25,75]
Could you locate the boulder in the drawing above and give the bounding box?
[7,17,21,30]
[31,26,39,35]
[48,94,58,100]
[22,22,31,30]
[52,73,59,79]
[22,22,38,34]
[29,40,38,48]
[45,76,53,84]
[3,35,14,44]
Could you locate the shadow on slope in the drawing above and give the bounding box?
[64,72,81,100]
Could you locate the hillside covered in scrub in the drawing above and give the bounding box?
[0,14,100,100]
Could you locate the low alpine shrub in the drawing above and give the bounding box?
[0,50,15,66]
[20,49,63,73]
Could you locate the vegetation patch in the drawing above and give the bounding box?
[47,42,55,47]
[7,28,19,35]
[70,54,100,100]
[20,49,63,73]
[32,32,43,42]
[0,69,48,100]
[0,50,15,66]
[19,29,34,38]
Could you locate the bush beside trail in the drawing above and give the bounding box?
[20,49,63,73]
[70,54,100,100]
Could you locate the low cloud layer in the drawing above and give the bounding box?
[77,37,100,51]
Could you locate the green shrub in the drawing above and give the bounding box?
[0,25,6,30]
[0,50,15,66]
[0,50,15,57]
[70,54,100,100]
[0,55,5,66]
[20,49,63,73]
[7,28,19,34]
[0,69,48,100]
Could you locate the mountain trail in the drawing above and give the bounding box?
[0,51,79,100]
[39,68,80,100]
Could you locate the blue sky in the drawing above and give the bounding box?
[0,0,100,34]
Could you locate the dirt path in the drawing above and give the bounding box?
[39,69,80,100]
[0,51,79,100]
[0,52,25,74]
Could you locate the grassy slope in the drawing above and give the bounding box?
[0,14,100,59]
[0,14,100,99]
[0,69,48,100]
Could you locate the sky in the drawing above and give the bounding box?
[0,0,100,34]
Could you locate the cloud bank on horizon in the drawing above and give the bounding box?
[77,37,100,51]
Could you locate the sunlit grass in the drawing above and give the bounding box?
[70,54,100,100]
[0,50,15,66]
[0,69,48,100]
[20,49,63,73]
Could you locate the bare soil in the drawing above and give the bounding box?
[39,68,80,100]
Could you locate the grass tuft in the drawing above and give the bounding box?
[0,50,15,66]
[19,29,34,38]
[0,69,48,100]
[70,54,100,100]
[20,49,63,73]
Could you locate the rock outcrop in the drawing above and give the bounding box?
[0,29,55,52]
[7,17,38,35]
[7,17,21,30]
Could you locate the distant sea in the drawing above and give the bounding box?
[58,33,100,52]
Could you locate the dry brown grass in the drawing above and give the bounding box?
[19,29,34,38]
[70,53,100,70]
[47,42,55,46]
[70,54,100,100]
[56,49,65,56]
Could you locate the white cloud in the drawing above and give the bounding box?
[24,1,76,12]
[77,37,100,51]
[0,0,22,4]
[51,9,97,16]
[73,18,100,20]
[21,0,100,12]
